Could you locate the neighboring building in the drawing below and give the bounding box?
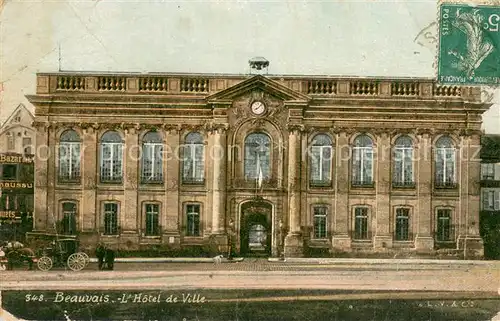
[26,70,490,258]
[0,104,35,242]
[480,135,500,259]
[0,103,35,155]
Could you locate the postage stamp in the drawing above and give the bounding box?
[437,2,500,85]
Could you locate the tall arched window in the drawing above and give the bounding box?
[141,131,163,183]
[182,132,204,184]
[244,133,271,180]
[393,136,414,187]
[100,131,123,183]
[309,134,333,187]
[59,130,81,182]
[352,134,374,186]
[435,136,456,187]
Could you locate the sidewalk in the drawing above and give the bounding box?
[89,257,245,263]
[88,256,498,266]
[269,257,499,266]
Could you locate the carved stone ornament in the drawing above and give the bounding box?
[415,128,435,137]
[232,91,288,129]
[118,122,141,134]
[329,127,342,135]
[162,124,182,134]
[32,121,51,131]
[336,127,358,136]
[142,124,162,132]
[286,124,305,133]
[267,102,286,120]
[232,103,250,119]
[370,128,392,137]
[78,122,96,134]
[210,123,229,134]
[250,118,266,128]
[181,123,206,133]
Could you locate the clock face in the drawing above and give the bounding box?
[251,101,266,115]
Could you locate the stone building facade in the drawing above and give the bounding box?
[480,135,500,259]
[26,72,490,257]
[0,103,35,155]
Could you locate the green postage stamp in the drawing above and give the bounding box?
[438,3,500,85]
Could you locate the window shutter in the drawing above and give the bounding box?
[483,191,490,210]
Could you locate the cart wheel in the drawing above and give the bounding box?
[37,256,53,271]
[67,253,86,271]
[80,252,90,267]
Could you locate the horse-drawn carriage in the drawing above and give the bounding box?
[37,238,90,271]
[1,234,90,271]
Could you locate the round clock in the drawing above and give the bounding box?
[251,101,266,115]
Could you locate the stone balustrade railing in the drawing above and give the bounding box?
[139,77,168,92]
[37,73,480,101]
[56,76,86,91]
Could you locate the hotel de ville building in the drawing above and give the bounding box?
[26,62,491,258]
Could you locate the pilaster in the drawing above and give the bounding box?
[415,132,434,251]
[458,134,483,258]
[211,125,227,235]
[123,125,139,234]
[284,125,303,257]
[164,127,180,244]
[81,124,98,232]
[46,123,57,232]
[332,131,351,250]
[465,135,481,235]
[33,122,49,231]
[374,131,392,249]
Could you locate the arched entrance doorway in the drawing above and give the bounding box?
[240,201,272,257]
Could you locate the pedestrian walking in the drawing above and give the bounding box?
[104,248,115,270]
[0,246,6,271]
[95,243,106,270]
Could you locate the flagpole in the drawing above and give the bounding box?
[255,153,260,195]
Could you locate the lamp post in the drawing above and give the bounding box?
[279,219,284,260]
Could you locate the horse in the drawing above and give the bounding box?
[5,246,35,270]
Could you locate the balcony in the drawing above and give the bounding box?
[181,178,205,186]
[434,182,458,190]
[99,177,123,185]
[35,72,479,102]
[351,180,375,188]
[58,174,81,185]
[231,178,282,189]
[141,175,164,185]
[480,176,500,188]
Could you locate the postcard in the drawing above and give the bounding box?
[1,0,500,320]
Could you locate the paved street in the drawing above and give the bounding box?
[1,259,500,293]
[2,260,500,320]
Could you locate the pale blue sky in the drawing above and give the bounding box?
[1,0,498,132]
